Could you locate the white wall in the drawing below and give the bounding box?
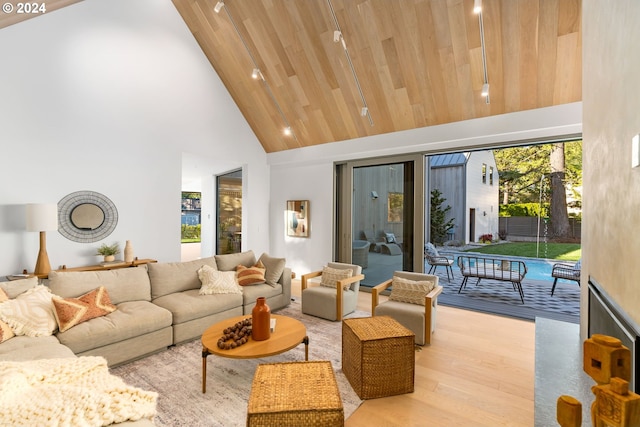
[269,103,582,276]
[0,0,270,275]
[582,0,640,329]
[466,151,500,242]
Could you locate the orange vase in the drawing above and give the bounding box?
[251,297,271,341]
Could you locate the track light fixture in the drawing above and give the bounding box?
[477,2,490,104]
[327,0,373,126]
[215,1,296,139]
[251,68,264,81]
[473,0,482,14]
[481,83,489,97]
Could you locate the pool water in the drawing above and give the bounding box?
[448,252,567,282]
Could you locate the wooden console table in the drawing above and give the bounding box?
[32,258,157,279]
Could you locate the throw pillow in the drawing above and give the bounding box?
[0,276,39,299]
[320,266,354,290]
[424,242,439,258]
[0,285,58,337]
[52,287,117,333]
[385,232,396,243]
[258,253,286,287]
[236,262,266,286]
[0,288,15,343]
[389,276,437,305]
[198,265,242,295]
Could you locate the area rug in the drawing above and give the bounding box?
[111,300,366,427]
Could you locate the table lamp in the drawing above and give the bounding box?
[26,203,58,276]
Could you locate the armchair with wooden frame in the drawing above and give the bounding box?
[301,262,365,321]
[371,271,443,345]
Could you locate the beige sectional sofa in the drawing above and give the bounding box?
[0,250,290,425]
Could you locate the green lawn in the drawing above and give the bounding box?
[181,239,201,244]
[464,242,581,261]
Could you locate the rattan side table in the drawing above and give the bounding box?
[247,361,344,427]
[342,316,415,399]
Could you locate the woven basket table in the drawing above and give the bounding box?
[246,361,344,427]
[342,316,415,399]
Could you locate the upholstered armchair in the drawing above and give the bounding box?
[301,262,364,321]
[371,271,443,345]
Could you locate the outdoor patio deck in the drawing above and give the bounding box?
[360,250,580,323]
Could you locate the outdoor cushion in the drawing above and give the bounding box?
[424,243,439,257]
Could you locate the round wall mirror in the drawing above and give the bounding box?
[58,191,118,243]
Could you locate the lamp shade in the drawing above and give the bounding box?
[26,203,59,232]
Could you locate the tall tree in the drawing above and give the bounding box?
[549,143,571,237]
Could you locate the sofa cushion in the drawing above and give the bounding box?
[215,250,256,271]
[0,276,38,299]
[0,335,76,361]
[258,253,286,287]
[152,289,243,325]
[48,267,151,305]
[236,262,266,286]
[0,285,58,337]
[241,283,284,307]
[52,287,117,333]
[389,276,437,305]
[197,265,242,295]
[55,301,172,354]
[0,288,15,343]
[148,256,218,299]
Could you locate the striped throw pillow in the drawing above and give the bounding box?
[236,262,266,286]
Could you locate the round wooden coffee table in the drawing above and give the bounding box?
[201,314,309,393]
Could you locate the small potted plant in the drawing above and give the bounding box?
[96,242,120,262]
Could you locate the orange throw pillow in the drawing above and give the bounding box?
[52,286,117,333]
[236,261,266,286]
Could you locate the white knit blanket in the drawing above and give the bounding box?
[0,356,157,426]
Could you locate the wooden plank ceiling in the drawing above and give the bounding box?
[1,0,581,153]
[172,0,581,153]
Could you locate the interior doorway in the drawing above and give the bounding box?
[216,169,242,254]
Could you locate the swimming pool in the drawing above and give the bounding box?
[446,251,567,282]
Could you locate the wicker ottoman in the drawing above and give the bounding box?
[246,361,344,427]
[342,316,415,399]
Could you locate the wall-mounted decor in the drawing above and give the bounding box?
[58,191,118,243]
[287,200,309,237]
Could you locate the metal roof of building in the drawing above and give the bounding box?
[429,152,470,168]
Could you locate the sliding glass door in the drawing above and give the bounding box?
[336,155,425,288]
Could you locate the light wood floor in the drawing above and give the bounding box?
[292,280,536,427]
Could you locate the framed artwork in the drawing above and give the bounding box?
[287,200,309,237]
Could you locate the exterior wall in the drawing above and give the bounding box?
[582,0,640,332]
[429,165,465,242]
[465,151,500,242]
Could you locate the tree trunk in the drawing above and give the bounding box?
[549,143,571,238]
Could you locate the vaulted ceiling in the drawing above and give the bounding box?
[1,0,582,153]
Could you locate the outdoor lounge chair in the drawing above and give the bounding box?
[362,230,402,255]
[424,242,455,282]
[550,260,581,296]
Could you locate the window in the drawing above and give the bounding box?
[482,163,487,183]
[181,192,201,243]
[489,166,494,185]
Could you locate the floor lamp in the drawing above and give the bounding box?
[26,203,58,276]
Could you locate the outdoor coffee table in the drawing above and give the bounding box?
[201,314,309,393]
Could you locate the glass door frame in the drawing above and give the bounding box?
[335,153,426,274]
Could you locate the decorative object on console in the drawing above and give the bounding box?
[286,200,309,237]
[124,240,134,263]
[25,203,58,276]
[251,297,270,341]
[96,242,120,262]
[58,190,118,243]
